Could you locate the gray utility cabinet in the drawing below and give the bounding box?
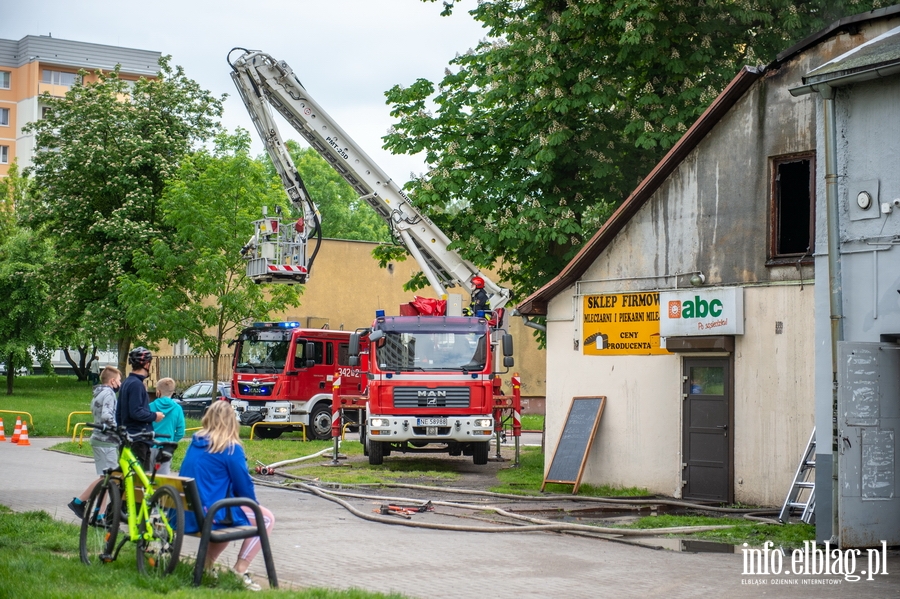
[837,342,900,548]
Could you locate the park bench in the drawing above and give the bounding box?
[151,474,278,588]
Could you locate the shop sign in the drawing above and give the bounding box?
[582,292,667,355]
[659,287,744,336]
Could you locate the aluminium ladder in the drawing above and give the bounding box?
[779,427,816,524]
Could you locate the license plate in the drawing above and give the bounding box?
[417,417,447,426]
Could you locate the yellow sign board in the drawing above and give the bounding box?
[582,292,667,355]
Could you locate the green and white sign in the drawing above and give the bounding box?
[659,287,744,336]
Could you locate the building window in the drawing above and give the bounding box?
[0,108,8,126]
[41,69,78,87]
[771,153,815,262]
[0,71,9,89]
[41,106,52,119]
[0,146,8,164]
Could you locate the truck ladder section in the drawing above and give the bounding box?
[329,374,523,466]
[778,427,816,524]
[229,49,510,310]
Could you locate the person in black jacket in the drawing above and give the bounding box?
[116,347,163,470]
[468,276,490,315]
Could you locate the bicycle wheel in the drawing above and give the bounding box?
[79,479,121,566]
[136,484,184,577]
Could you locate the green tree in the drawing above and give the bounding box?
[22,58,224,372]
[0,162,25,244]
[3,163,102,381]
[269,141,391,242]
[0,228,54,394]
[388,0,881,300]
[120,130,301,385]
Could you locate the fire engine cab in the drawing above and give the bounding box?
[230,322,367,440]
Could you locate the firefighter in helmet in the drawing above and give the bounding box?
[467,275,490,316]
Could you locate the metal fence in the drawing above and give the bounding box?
[156,354,233,388]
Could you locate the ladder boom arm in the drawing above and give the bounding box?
[229,49,510,309]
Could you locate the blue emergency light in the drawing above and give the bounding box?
[252,321,300,328]
[375,310,385,318]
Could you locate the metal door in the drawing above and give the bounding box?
[837,342,900,547]
[682,358,732,502]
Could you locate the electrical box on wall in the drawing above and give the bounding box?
[848,179,880,221]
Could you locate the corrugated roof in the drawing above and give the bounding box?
[0,35,160,75]
[804,24,900,83]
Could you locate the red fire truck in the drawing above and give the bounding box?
[346,312,514,465]
[230,322,367,440]
[228,49,520,463]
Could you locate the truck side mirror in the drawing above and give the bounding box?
[306,342,316,368]
[349,333,360,357]
[349,356,359,367]
[504,356,514,368]
[502,334,514,357]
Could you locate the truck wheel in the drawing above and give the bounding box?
[254,426,283,440]
[368,439,384,465]
[308,403,333,441]
[472,441,489,465]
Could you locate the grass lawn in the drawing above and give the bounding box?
[619,514,817,549]
[519,414,543,432]
[0,375,95,436]
[493,447,649,497]
[0,505,407,598]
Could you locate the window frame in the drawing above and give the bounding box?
[0,71,9,89]
[0,107,8,127]
[41,69,79,87]
[294,339,325,369]
[768,152,816,266]
[0,145,8,164]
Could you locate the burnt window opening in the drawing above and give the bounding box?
[771,155,815,261]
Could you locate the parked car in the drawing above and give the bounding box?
[173,381,232,418]
[0,364,29,376]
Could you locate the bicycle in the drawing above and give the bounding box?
[79,423,185,577]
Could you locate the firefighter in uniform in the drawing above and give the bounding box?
[466,276,490,316]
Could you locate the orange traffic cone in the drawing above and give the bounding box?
[16,422,30,446]
[0,418,5,442]
[10,417,22,444]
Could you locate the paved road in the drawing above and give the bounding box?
[2,437,898,598]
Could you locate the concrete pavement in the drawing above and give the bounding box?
[1,437,898,598]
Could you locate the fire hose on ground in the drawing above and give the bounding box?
[252,445,780,526]
[262,475,780,524]
[253,478,752,537]
[255,446,336,474]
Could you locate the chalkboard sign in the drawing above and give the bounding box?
[542,396,606,494]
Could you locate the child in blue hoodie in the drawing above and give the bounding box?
[149,377,185,475]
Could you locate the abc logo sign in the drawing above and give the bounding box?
[667,296,723,319]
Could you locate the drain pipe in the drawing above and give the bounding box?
[512,309,547,333]
[820,83,844,544]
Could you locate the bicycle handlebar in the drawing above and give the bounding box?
[84,423,156,444]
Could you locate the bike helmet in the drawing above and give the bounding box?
[128,346,153,369]
[471,276,485,289]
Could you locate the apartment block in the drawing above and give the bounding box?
[0,35,161,176]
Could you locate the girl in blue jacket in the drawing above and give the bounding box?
[179,400,274,591]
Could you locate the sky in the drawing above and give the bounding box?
[1,0,488,182]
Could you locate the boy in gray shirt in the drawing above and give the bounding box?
[67,366,122,518]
